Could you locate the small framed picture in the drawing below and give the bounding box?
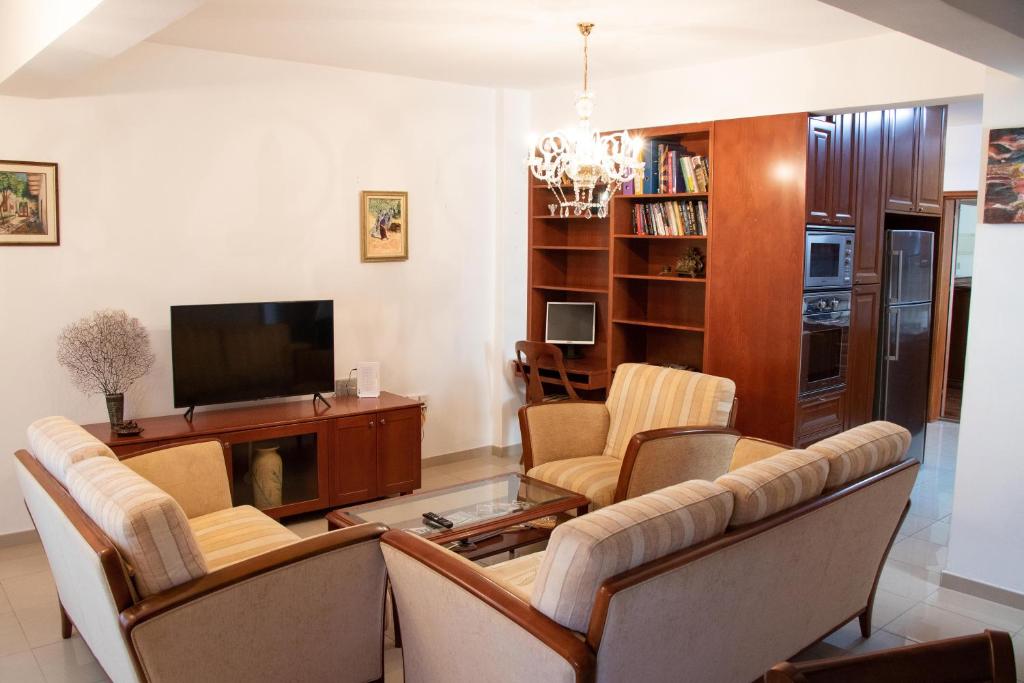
[0,161,59,246]
[361,190,408,262]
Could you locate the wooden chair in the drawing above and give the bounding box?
[766,630,1016,683]
[514,340,579,403]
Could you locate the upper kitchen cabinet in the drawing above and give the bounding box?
[853,110,886,284]
[805,113,857,227]
[885,105,947,216]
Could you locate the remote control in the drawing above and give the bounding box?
[422,512,454,529]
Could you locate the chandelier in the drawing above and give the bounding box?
[527,23,644,219]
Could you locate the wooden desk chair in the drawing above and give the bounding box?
[766,630,1016,683]
[514,340,579,404]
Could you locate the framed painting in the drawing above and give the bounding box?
[0,161,59,246]
[983,127,1024,224]
[361,190,408,262]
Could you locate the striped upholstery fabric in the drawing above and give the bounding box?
[602,364,736,461]
[26,416,116,487]
[483,551,545,603]
[66,457,207,597]
[715,450,829,527]
[190,506,300,571]
[808,421,912,489]
[527,455,621,509]
[531,479,733,632]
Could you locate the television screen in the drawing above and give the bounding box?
[171,300,334,408]
[545,302,596,345]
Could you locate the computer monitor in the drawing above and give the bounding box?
[545,302,596,358]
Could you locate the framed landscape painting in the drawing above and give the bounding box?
[0,161,59,246]
[983,127,1024,224]
[361,190,408,262]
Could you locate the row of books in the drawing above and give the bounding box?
[624,141,710,195]
[632,200,708,236]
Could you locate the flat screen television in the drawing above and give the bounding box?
[170,300,334,409]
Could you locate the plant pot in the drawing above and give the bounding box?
[105,393,124,427]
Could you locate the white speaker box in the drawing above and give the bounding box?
[357,361,381,398]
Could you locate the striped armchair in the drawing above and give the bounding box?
[519,363,739,509]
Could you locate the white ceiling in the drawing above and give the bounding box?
[148,0,890,88]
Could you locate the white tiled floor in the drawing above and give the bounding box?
[2,421,1022,682]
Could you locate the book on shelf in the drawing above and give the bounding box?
[637,140,711,194]
[631,199,709,236]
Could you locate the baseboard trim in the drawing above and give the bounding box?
[940,570,1024,610]
[423,443,523,468]
[0,528,39,549]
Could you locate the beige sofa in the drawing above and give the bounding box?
[520,363,740,509]
[382,421,916,683]
[15,416,388,683]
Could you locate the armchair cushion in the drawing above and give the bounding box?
[122,441,232,519]
[26,416,116,487]
[531,479,733,632]
[190,505,300,571]
[716,450,829,526]
[603,364,736,461]
[527,455,621,510]
[808,421,911,489]
[483,551,545,603]
[66,456,207,597]
[520,401,610,469]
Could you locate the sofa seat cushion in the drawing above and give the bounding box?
[27,416,116,487]
[808,421,911,489]
[190,506,300,571]
[716,450,829,527]
[66,457,207,597]
[602,363,736,461]
[532,479,733,632]
[483,551,546,603]
[527,456,621,509]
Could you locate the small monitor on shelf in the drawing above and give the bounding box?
[545,302,596,359]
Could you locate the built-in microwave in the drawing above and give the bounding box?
[804,228,855,290]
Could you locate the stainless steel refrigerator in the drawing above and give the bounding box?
[877,230,935,462]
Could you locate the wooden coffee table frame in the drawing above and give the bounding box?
[326,473,589,562]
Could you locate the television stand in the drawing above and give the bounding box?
[183,405,195,422]
[560,344,584,360]
[313,392,332,409]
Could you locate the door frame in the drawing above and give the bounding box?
[927,191,977,421]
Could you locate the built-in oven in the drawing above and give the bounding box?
[804,228,855,290]
[800,290,851,396]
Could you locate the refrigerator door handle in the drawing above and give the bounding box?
[889,249,905,303]
[886,308,901,361]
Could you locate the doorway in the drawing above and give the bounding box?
[928,192,978,422]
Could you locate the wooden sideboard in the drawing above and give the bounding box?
[83,392,423,519]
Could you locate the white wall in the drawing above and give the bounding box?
[944,100,984,191]
[0,42,501,535]
[945,68,1024,598]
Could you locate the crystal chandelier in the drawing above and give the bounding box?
[527,23,644,219]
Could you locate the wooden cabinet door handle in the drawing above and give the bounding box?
[369,420,375,428]
[380,418,386,425]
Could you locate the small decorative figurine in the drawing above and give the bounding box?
[548,203,558,216]
[673,247,705,278]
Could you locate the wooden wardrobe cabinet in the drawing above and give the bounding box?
[846,284,882,429]
[853,110,886,284]
[331,406,423,505]
[885,106,946,216]
[806,113,857,227]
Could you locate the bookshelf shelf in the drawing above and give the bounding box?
[533,245,609,252]
[532,284,608,294]
[613,318,704,333]
[613,274,706,284]
[614,234,707,240]
[617,192,709,200]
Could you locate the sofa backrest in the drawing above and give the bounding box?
[602,364,736,460]
[586,459,918,683]
[14,452,142,683]
[716,449,830,526]
[808,421,911,489]
[530,479,733,632]
[67,457,208,597]
[26,416,116,487]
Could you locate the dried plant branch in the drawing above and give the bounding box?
[56,310,155,395]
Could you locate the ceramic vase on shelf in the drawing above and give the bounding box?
[252,445,283,510]
[105,393,124,427]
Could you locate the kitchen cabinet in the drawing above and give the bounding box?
[853,110,886,284]
[806,113,857,226]
[795,388,847,447]
[846,284,882,429]
[885,106,946,216]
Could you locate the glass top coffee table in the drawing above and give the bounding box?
[326,473,589,561]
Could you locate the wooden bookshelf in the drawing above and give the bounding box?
[525,122,714,392]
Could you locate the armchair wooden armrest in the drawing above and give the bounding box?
[121,523,389,683]
[120,439,233,518]
[519,400,610,471]
[381,531,595,683]
[614,427,742,503]
[729,436,793,471]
